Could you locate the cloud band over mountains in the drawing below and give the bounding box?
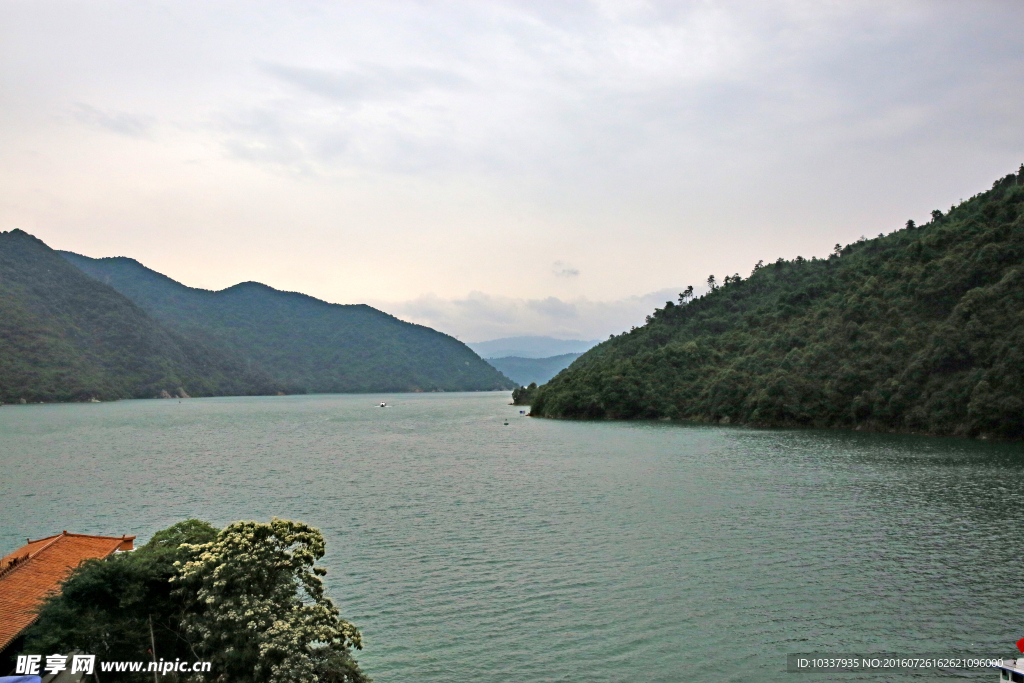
[2,1,1023,339]
[374,288,685,342]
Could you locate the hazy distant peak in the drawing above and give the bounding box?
[467,336,600,359]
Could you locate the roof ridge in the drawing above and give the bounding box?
[0,534,64,582]
[0,555,28,581]
[60,532,137,542]
[23,533,60,545]
[1,532,135,580]
[26,533,65,561]
[28,532,131,565]
[26,531,136,544]
[0,531,136,653]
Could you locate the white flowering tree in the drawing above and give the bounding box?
[173,518,367,683]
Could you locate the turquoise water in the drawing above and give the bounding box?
[2,392,1024,681]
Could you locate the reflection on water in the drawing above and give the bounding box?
[2,394,1022,681]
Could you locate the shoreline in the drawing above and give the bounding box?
[525,409,1023,442]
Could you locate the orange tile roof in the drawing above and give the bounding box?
[0,531,135,652]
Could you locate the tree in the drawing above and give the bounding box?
[678,285,694,304]
[528,163,1024,437]
[707,274,718,291]
[173,518,367,683]
[24,519,368,683]
[905,220,915,230]
[25,520,219,681]
[512,382,538,405]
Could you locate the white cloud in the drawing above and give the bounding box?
[2,1,1023,310]
[373,288,686,341]
[552,261,580,277]
[71,104,154,138]
[261,63,472,104]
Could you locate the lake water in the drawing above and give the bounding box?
[2,392,1024,681]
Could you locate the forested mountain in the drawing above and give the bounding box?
[61,252,513,393]
[532,167,1024,439]
[0,230,277,402]
[487,353,582,386]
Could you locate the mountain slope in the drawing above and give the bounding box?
[0,230,277,402]
[60,253,513,393]
[532,167,1024,438]
[486,353,582,386]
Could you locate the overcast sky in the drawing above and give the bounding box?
[2,1,1023,341]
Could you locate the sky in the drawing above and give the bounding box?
[2,1,1023,342]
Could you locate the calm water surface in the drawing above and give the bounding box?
[2,392,1024,681]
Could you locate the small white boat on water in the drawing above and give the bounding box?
[996,658,1024,681]
[380,402,387,407]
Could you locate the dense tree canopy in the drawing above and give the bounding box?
[25,520,220,677]
[0,228,511,403]
[60,253,512,394]
[23,519,368,683]
[0,231,277,403]
[532,166,1024,439]
[174,519,365,683]
[511,382,538,405]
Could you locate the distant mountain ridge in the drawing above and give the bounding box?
[61,252,513,394]
[467,336,600,359]
[0,230,276,402]
[486,353,582,386]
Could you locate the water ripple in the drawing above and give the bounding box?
[2,394,1023,681]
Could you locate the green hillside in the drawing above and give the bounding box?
[532,167,1024,439]
[61,252,513,393]
[0,230,277,402]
